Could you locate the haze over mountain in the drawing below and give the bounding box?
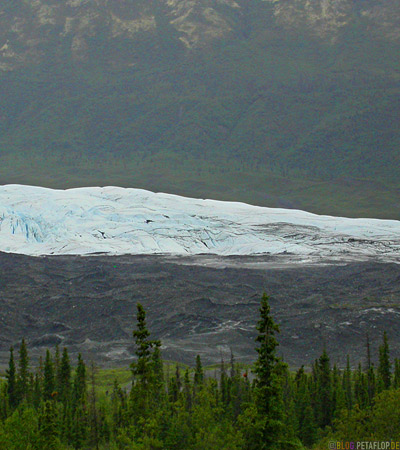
[0,0,399,218]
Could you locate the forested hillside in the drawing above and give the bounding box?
[0,0,399,217]
[1,296,400,449]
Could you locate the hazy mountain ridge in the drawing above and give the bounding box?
[1,0,399,70]
[0,1,399,219]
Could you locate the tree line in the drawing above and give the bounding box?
[1,294,400,449]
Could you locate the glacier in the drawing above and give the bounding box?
[0,184,399,262]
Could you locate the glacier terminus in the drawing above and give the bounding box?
[0,184,399,263]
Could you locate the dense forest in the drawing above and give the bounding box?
[1,294,399,449]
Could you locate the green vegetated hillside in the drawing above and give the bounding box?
[0,0,399,218]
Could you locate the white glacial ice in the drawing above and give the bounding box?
[0,184,399,262]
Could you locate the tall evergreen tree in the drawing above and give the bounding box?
[367,363,376,405]
[110,379,128,434]
[343,356,353,410]
[378,331,391,390]
[252,293,297,449]
[354,363,369,408]
[230,349,237,379]
[220,355,229,407]
[394,359,400,389]
[17,338,30,403]
[43,349,55,401]
[129,302,163,436]
[151,346,164,389]
[316,348,333,429]
[58,347,71,403]
[88,362,100,450]
[71,404,88,450]
[194,355,204,387]
[366,332,371,372]
[73,353,87,406]
[0,382,8,421]
[130,303,161,388]
[169,365,182,403]
[33,373,42,409]
[230,363,247,420]
[38,400,60,450]
[301,401,317,447]
[332,364,345,419]
[183,368,192,410]
[295,372,317,447]
[54,344,61,378]
[6,347,17,409]
[175,364,182,393]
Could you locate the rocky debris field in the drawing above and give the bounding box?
[0,252,399,369]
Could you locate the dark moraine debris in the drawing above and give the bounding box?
[0,252,399,368]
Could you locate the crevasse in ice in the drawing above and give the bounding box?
[0,184,399,262]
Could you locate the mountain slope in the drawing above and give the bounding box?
[0,0,399,218]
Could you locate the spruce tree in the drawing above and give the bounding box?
[54,344,60,377]
[332,364,345,419]
[169,365,182,403]
[281,368,299,441]
[58,347,71,403]
[295,373,317,447]
[111,379,127,434]
[151,345,164,393]
[33,373,42,409]
[6,347,17,410]
[73,353,87,405]
[89,362,100,450]
[175,364,182,393]
[61,403,74,446]
[129,302,162,429]
[17,338,30,403]
[194,355,204,387]
[71,356,89,450]
[220,355,229,407]
[317,348,332,429]
[354,363,369,408]
[378,331,391,390]
[0,382,8,421]
[72,404,88,450]
[183,368,192,410]
[367,363,376,405]
[230,349,236,378]
[394,359,400,389]
[301,401,317,447]
[343,356,353,410]
[43,349,55,401]
[366,332,372,371]
[38,400,60,450]
[130,302,161,388]
[253,293,294,449]
[230,363,246,420]
[70,354,89,449]
[294,365,305,388]
[152,345,166,408]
